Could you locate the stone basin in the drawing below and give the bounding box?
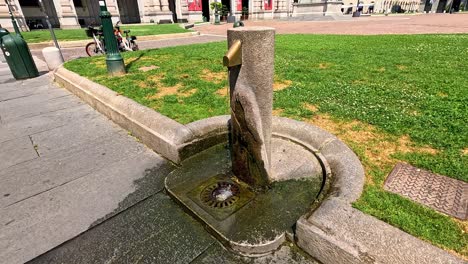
[166,115,362,256]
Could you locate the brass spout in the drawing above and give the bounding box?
[223,40,242,67]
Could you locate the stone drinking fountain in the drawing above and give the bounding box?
[165,27,363,257]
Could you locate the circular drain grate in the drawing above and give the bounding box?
[200,182,240,208]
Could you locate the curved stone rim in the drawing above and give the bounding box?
[166,134,331,257]
[179,115,365,256]
[183,115,364,205]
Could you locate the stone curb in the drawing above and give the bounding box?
[54,67,193,163]
[52,69,465,264]
[296,198,465,264]
[29,32,200,50]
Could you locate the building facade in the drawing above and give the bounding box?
[0,0,293,30]
[0,0,466,31]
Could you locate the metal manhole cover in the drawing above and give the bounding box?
[187,174,255,221]
[384,163,467,220]
[200,181,240,208]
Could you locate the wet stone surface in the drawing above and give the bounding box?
[193,242,319,264]
[166,141,325,250]
[28,192,319,264]
[28,193,215,264]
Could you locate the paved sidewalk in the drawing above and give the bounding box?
[196,13,468,36]
[0,60,317,263]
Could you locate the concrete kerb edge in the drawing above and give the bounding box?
[29,31,200,50]
[53,66,193,163]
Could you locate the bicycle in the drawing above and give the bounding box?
[114,21,139,52]
[85,23,139,57]
[85,26,105,57]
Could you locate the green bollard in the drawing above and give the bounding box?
[99,0,126,76]
[0,27,39,80]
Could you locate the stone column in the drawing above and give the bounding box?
[227,27,275,188]
[175,0,183,20]
[137,0,145,21]
[161,0,171,11]
[104,0,121,23]
[231,0,236,16]
[140,0,156,22]
[53,0,80,29]
[140,0,173,23]
[0,0,27,31]
[431,0,440,12]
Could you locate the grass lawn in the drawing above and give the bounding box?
[64,34,468,258]
[22,24,189,43]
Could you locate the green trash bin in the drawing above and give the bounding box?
[0,28,39,80]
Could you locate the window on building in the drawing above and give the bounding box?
[73,0,84,7]
[19,0,39,7]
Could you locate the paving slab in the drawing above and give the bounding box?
[28,191,319,264]
[0,92,80,123]
[29,113,122,157]
[27,193,216,264]
[0,104,96,143]
[0,68,11,77]
[0,83,57,102]
[0,153,170,264]
[0,136,38,170]
[0,132,148,207]
[0,63,176,264]
[0,64,14,84]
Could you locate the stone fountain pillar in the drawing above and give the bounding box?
[225,27,275,189]
[166,26,336,257]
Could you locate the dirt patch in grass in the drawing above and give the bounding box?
[303,103,318,112]
[462,148,468,156]
[139,65,160,72]
[456,219,468,233]
[216,86,229,97]
[352,79,369,85]
[91,60,106,67]
[215,78,292,93]
[306,114,438,185]
[437,92,448,98]
[273,108,284,116]
[137,81,148,88]
[137,74,164,89]
[273,80,292,91]
[201,69,225,83]
[396,64,408,70]
[145,84,196,99]
[318,62,333,69]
